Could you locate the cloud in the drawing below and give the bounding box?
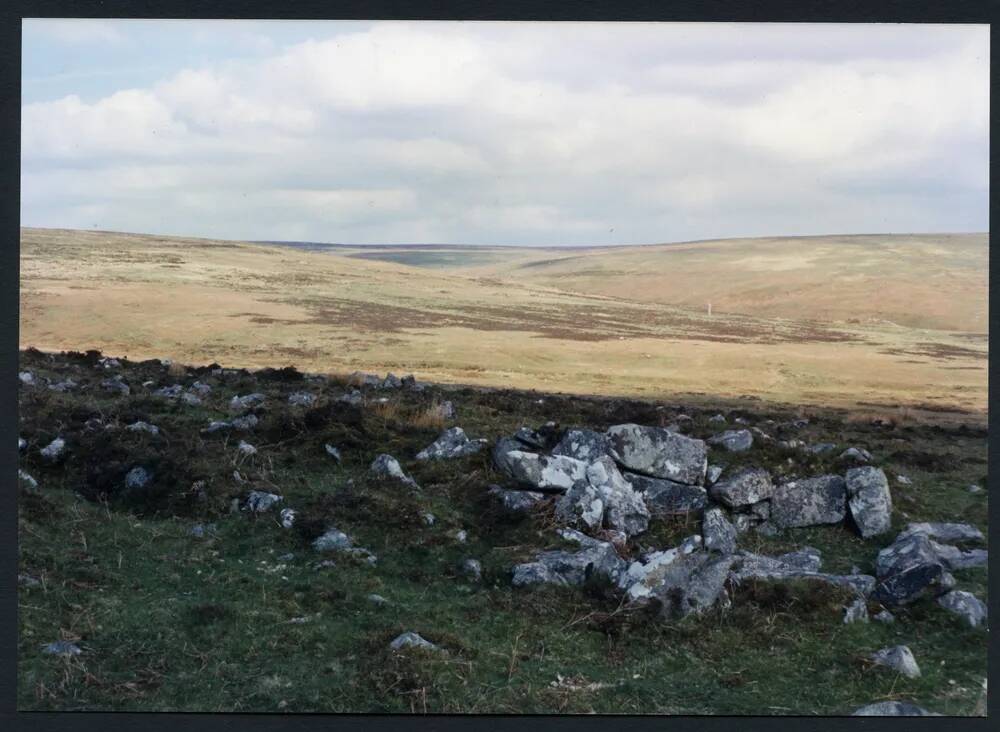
[20,21,989,244]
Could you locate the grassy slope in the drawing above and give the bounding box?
[17,351,987,713]
[18,228,988,417]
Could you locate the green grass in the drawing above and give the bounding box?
[17,350,988,713]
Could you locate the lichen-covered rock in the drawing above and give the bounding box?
[628,473,708,515]
[585,456,650,536]
[709,467,773,508]
[707,429,753,452]
[769,475,846,528]
[502,451,588,493]
[459,558,482,582]
[551,428,611,462]
[39,437,67,464]
[843,597,869,624]
[927,541,987,571]
[313,528,352,552]
[618,535,703,601]
[231,414,259,431]
[731,550,875,596]
[324,444,342,463]
[288,391,317,407]
[488,485,545,514]
[840,447,873,463]
[874,531,955,607]
[852,701,937,716]
[706,465,723,485]
[492,436,526,476]
[846,466,892,538]
[512,529,625,588]
[646,552,737,619]
[870,645,920,679]
[415,427,486,461]
[229,393,265,412]
[702,507,737,555]
[898,522,984,544]
[389,632,440,652]
[125,466,152,491]
[370,454,419,490]
[605,424,707,485]
[936,590,987,627]
[555,480,604,531]
[244,491,283,513]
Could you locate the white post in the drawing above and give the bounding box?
[707,302,712,316]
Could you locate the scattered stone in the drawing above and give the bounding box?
[555,480,604,531]
[18,437,26,451]
[125,466,152,491]
[288,391,317,407]
[19,371,35,385]
[898,522,984,544]
[896,475,913,486]
[936,590,987,627]
[967,484,982,494]
[231,414,259,431]
[18,470,39,492]
[502,451,588,492]
[512,529,625,588]
[324,444,342,463]
[870,645,921,679]
[39,437,67,464]
[49,379,77,392]
[708,414,726,424]
[605,424,708,485]
[874,609,895,623]
[202,420,232,435]
[18,573,42,588]
[453,529,468,543]
[390,632,440,652]
[422,512,436,526]
[926,541,987,571]
[126,421,159,436]
[846,466,892,538]
[586,456,650,536]
[488,485,544,514]
[438,400,455,418]
[338,389,363,406]
[843,597,869,624]
[551,429,611,462]
[190,523,217,539]
[380,373,403,389]
[706,465,723,485]
[840,447,873,463]
[245,491,283,513]
[237,440,257,456]
[189,381,212,396]
[709,467,773,508]
[874,531,955,607]
[416,427,487,460]
[153,384,184,398]
[805,442,838,454]
[492,436,526,476]
[41,641,82,656]
[707,429,753,453]
[370,454,419,490]
[180,392,202,406]
[627,474,707,515]
[852,701,937,716]
[280,508,296,529]
[769,475,847,528]
[702,507,737,555]
[230,393,265,412]
[731,550,875,596]
[367,594,388,606]
[459,558,482,582]
[619,535,703,601]
[312,528,353,552]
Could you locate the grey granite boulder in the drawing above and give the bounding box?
[874,531,955,607]
[512,529,625,588]
[492,436,526,476]
[244,491,283,513]
[770,475,847,528]
[706,465,724,485]
[731,549,875,596]
[707,429,753,452]
[702,507,738,555]
[852,701,937,716]
[125,466,152,491]
[288,391,317,407]
[843,597,869,624]
[370,454,419,490]
[555,480,604,531]
[416,427,486,461]
[936,590,987,627]
[840,447,873,463]
[605,424,707,485]
[927,541,987,571]
[709,468,773,508]
[390,632,440,652]
[870,645,920,678]
[629,474,708,515]
[502,451,588,493]
[646,551,737,619]
[229,393,265,412]
[846,466,892,538]
[551,428,611,462]
[586,456,650,536]
[488,485,545,514]
[39,437,67,464]
[898,522,984,544]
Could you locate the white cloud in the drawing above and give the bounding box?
[20,21,989,244]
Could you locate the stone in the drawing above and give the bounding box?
[874,531,956,607]
[936,590,987,627]
[422,512,436,526]
[619,535,703,601]
[189,381,212,396]
[843,597,869,624]
[706,465,723,485]
[49,379,77,392]
[708,414,726,424]
[18,573,41,588]
[338,389,363,406]
[459,558,482,582]
[312,528,353,552]
[731,550,875,597]
[647,552,737,619]
[708,429,754,452]
[42,641,82,656]
[125,466,152,491]
[628,474,708,515]
[512,530,625,588]
[180,392,202,406]
[840,447,873,463]
[380,373,403,389]
[18,437,26,452]
[324,444,342,463]
[605,424,708,485]
[709,468,773,508]
[416,427,487,461]
[154,384,184,398]
[237,440,257,456]
[453,530,468,543]
[586,456,649,536]
[401,374,417,389]
[492,436,526,476]
[702,507,738,555]
[870,645,920,679]
[202,420,232,434]
[927,541,987,571]
[555,480,605,531]
[367,594,389,606]
[502,451,588,492]
[805,442,838,454]
[40,437,67,463]
[229,393,265,412]
[874,609,895,624]
[369,454,419,490]
[852,701,937,716]
[19,371,35,385]
[488,485,545,514]
[350,371,380,387]
[190,523,217,539]
[551,428,612,462]
[846,466,892,538]
[967,484,982,494]
[245,491,283,513]
[100,377,130,396]
[231,414,259,431]
[769,475,847,528]
[898,522,984,544]
[438,400,456,419]
[390,632,440,652]
[896,475,913,486]
[288,391,317,407]
[280,508,296,529]
[513,425,547,449]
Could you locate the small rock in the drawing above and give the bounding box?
[702,507,738,555]
[454,529,468,543]
[100,377,130,396]
[237,440,257,456]
[313,528,353,552]
[709,467,773,508]
[416,427,486,461]
[288,391,317,407]
[18,470,39,492]
[459,558,482,582]
[230,393,266,412]
[708,414,726,424]
[707,429,754,453]
[39,437,67,463]
[389,632,439,652]
[370,454,419,490]
[280,508,296,529]
[487,485,544,514]
[936,590,987,627]
[277,553,295,562]
[125,467,152,491]
[896,475,913,486]
[555,480,604,531]
[231,414,259,431]
[875,531,956,607]
[805,442,838,455]
[41,641,81,656]
[190,523,217,539]
[18,437,26,451]
[367,593,388,606]
[843,597,869,624]
[846,466,892,538]
[870,645,920,679]
[840,447,873,463]
[18,573,41,588]
[153,384,184,398]
[898,522,984,544]
[49,379,77,392]
[422,512,436,526]
[19,371,35,385]
[244,491,282,513]
[202,420,232,435]
[324,444,342,463]
[501,450,588,492]
[189,381,212,396]
[126,421,159,436]
[706,465,723,485]
[852,701,937,716]
[180,392,202,406]
[439,400,455,418]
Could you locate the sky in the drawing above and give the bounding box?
[21,20,990,246]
